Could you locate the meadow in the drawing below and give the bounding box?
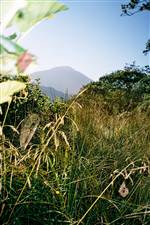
[0,66,150,225]
[1,1,150,224]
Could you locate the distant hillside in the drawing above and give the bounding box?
[31,66,92,95]
[40,86,68,100]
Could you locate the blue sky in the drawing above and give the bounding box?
[19,0,149,80]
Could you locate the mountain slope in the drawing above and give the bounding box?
[40,86,68,100]
[31,66,92,95]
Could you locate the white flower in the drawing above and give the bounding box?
[118,181,129,198]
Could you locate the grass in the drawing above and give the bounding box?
[0,90,150,225]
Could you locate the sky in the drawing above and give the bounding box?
[18,0,149,81]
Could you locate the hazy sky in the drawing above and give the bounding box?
[19,0,149,81]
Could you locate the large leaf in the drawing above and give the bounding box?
[0,53,19,75]
[0,0,26,31]
[8,0,68,32]
[0,81,26,104]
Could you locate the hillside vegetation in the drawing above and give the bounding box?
[1,1,149,224]
[0,65,150,225]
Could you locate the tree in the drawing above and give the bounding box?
[143,39,150,55]
[82,65,150,113]
[121,0,150,54]
[121,0,150,16]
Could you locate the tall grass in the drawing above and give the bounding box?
[0,91,150,224]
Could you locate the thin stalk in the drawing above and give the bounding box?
[2,100,11,129]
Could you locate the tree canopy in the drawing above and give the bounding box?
[121,0,150,16]
[80,65,150,114]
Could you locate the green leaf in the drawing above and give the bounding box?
[0,81,26,104]
[8,0,68,32]
[0,35,26,55]
[0,44,6,54]
[8,33,17,40]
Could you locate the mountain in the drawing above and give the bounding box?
[40,86,68,100]
[31,66,92,95]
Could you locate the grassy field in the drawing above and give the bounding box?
[0,72,150,225]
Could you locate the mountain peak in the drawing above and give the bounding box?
[31,66,92,95]
[51,66,74,70]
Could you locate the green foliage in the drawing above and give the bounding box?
[0,34,26,56]
[82,65,150,114]
[1,94,150,224]
[71,72,150,224]
[1,1,150,223]
[121,0,150,16]
[0,73,150,225]
[0,75,66,148]
[143,39,150,55]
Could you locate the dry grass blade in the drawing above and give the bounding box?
[0,153,2,194]
[4,125,19,134]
